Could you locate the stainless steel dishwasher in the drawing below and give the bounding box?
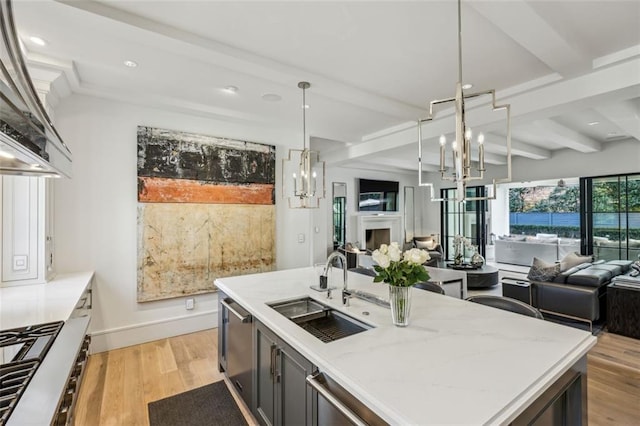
[219,294,253,409]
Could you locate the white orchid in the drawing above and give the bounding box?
[453,234,473,249]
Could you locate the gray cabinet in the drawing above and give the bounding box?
[254,319,315,426]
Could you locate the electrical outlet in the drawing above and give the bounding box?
[185,298,195,310]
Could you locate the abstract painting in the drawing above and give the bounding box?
[136,126,276,302]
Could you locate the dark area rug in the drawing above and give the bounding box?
[148,381,248,426]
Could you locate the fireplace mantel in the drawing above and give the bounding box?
[356,214,402,250]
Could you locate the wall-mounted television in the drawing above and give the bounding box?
[358,179,399,212]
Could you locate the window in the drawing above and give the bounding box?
[508,183,580,238]
[332,195,346,250]
[441,186,486,261]
[581,174,640,261]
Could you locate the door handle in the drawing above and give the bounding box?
[221,298,251,323]
[306,372,367,426]
[269,344,277,379]
[275,348,281,383]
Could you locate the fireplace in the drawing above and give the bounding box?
[357,214,402,251]
[365,228,390,251]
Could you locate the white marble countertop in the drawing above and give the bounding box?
[216,267,597,425]
[0,271,94,330]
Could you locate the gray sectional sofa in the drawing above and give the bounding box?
[495,236,580,266]
[502,260,633,330]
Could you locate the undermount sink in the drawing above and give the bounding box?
[268,297,373,343]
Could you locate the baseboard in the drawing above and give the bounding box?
[89,309,218,353]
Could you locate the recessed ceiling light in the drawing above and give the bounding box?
[587,121,600,126]
[222,85,239,94]
[29,36,46,46]
[123,60,138,68]
[462,83,473,90]
[0,150,15,159]
[261,93,282,102]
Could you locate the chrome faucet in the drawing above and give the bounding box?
[323,251,349,305]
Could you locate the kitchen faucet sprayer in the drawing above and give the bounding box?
[323,251,349,305]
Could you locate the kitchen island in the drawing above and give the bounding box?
[216,267,597,425]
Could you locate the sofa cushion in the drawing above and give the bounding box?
[527,257,561,282]
[554,265,582,283]
[536,233,558,239]
[566,267,611,287]
[606,260,633,273]
[591,264,622,277]
[560,252,593,271]
[415,239,437,250]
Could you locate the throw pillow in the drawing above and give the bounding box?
[527,257,561,282]
[415,238,437,250]
[560,252,593,271]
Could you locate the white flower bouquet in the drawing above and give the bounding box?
[371,242,431,287]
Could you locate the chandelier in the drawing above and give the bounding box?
[418,0,512,203]
[282,81,326,208]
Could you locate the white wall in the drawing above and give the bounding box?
[312,166,433,264]
[52,93,639,352]
[53,94,313,352]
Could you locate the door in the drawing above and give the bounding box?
[254,320,315,426]
[255,321,277,426]
[277,342,314,426]
[441,186,487,260]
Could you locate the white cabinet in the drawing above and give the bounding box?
[1,175,54,285]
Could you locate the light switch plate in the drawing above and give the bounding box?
[13,255,28,271]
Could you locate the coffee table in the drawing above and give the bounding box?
[465,265,499,288]
[443,264,500,289]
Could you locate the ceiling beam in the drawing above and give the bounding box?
[533,119,601,152]
[482,135,551,160]
[595,100,640,141]
[322,57,638,165]
[468,0,588,76]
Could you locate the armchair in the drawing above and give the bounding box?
[413,235,443,266]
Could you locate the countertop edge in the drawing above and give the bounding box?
[488,334,597,424]
[215,269,597,425]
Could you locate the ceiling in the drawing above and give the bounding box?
[14,0,640,174]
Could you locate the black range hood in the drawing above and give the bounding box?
[0,0,72,178]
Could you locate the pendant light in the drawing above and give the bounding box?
[417,0,512,203]
[282,81,326,208]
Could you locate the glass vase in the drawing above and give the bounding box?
[389,285,412,327]
[471,250,485,268]
[453,244,463,265]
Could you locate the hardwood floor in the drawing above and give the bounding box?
[74,329,639,425]
[73,329,256,425]
[587,332,640,425]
